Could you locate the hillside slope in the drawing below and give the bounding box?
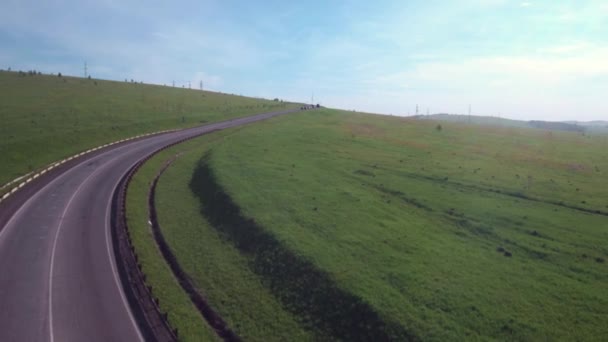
[0,70,296,187]
[140,109,607,340]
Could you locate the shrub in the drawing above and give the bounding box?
[436,124,442,132]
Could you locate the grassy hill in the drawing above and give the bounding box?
[0,70,296,189]
[128,109,608,340]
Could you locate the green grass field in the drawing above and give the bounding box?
[0,70,296,189]
[130,108,608,340]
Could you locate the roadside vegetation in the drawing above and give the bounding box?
[126,132,227,341]
[130,108,608,340]
[0,70,295,189]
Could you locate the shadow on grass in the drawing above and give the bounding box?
[189,152,415,341]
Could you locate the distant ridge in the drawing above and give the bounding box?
[412,114,608,134]
[528,121,584,133]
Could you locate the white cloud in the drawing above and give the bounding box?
[539,42,591,54]
[393,43,608,90]
[314,42,608,121]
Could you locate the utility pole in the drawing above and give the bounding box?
[311,91,314,105]
[468,104,472,123]
[188,81,191,89]
[200,80,203,91]
[84,61,87,78]
[416,104,419,116]
[172,80,175,87]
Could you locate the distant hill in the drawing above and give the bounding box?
[411,114,529,128]
[413,114,606,134]
[565,120,608,134]
[528,120,584,133]
[565,120,608,127]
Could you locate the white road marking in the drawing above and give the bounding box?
[0,133,161,242]
[48,163,107,342]
[105,173,146,342]
[0,135,156,340]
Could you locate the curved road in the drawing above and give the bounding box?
[0,109,298,342]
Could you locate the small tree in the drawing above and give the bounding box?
[58,72,62,77]
[436,124,442,132]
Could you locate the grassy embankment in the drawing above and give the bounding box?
[0,70,296,190]
[126,127,313,341]
[131,108,608,340]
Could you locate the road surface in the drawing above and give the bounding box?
[0,109,298,341]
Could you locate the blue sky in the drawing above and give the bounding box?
[1,0,607,121]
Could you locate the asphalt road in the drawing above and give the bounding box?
[0,109,299,342]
